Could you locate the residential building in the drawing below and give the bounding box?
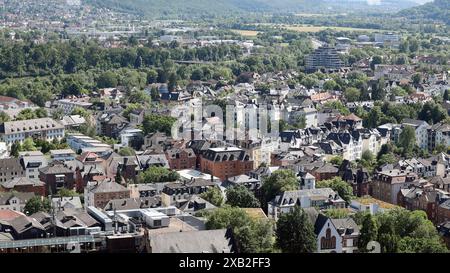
[304,208,360,253]
[200,147,254,181]
[0,118,64,146]
[84,178,130,209]
[161,179,217,207]
[267,188,346,221]
[0,158,25,183]
[67,133,112,154]
[50,149,77,162]
[305,46,345,72]
[370,170,419,205]
[165,147,197,170]
[0,177,45,196]
[38,161,75,194]
[0,192,35,212]
[402,119,430,150]
[19,151,47,179]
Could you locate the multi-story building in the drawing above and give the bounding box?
[200,147,254,181]
[56,98,93,115]
[370,170,419,205]
[0,158,25,183]
[165,147,197,170]
[0,118,64,146]
[50,149,77,162]
[402,119,431,150]
[267,188,346,221]
[84,178,131,209]
[305,46,345,72]
[0,177,45,196]
[18,151,47,180]
[428,123,450,152]
[0,192,35,212]
[38,161,75,194]
[66,133,112,154]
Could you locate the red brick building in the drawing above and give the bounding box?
[38,162,75,194]
[200,147,254,181]
[0,177,45,196]
[165,147,196,170]
[437,200,450,224]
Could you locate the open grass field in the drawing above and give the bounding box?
[231,29,261,37]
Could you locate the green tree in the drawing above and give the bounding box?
[138,166,180,183]
[412,73,422,85]
[329,156,344,166]
[128,89,151,105]
[323,101,350,115]
[200,187,224,207]
[316,177,354,203]
[118,147,135,156]
[142,114,177,136]
[226,185,261,208]
[359,213,378,251]
[371,77,386,101]
[418,101,447,124]
[276,207,316,253]
[10,142,21,157]
[261,170,298,206]
[21,137,37,151]
[398,125,416,156]
[24,196,51,215]
[360,150,375,169]
[16,108,36,120]
[0,111,10,123]
[205,206,274,253]
[71,107,90,117]
[34,108,47,118]
[57,188,79,197]
[344,87,360,102]
[323,80,337,91]
[97,71,118,88]
[370,55,383,70]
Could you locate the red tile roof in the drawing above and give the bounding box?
[0,209,25,221]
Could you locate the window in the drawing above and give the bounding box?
[320,228,336,250]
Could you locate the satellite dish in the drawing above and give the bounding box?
[366,241,381,253]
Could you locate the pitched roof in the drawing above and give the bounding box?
[39,162,73,175]
[0,209,25,221]
[1,177,45,189]
[0,118,63,134]
[0,192,35,205]
[89,179,129,194]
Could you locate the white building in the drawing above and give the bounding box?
[18,151,48,180]
[0,118,64,147]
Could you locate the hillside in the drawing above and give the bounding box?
[84,0,421,19]
[397,0,450,24]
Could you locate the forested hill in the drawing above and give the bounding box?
[84,0,421,19]
[397,0,450,25]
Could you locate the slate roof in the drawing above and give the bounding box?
[0,118,63,134]
[0,158,23,173]
[39,162,73,175]
[1,177,45,189]
[89,179,129,194]
[0,192,35,205]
